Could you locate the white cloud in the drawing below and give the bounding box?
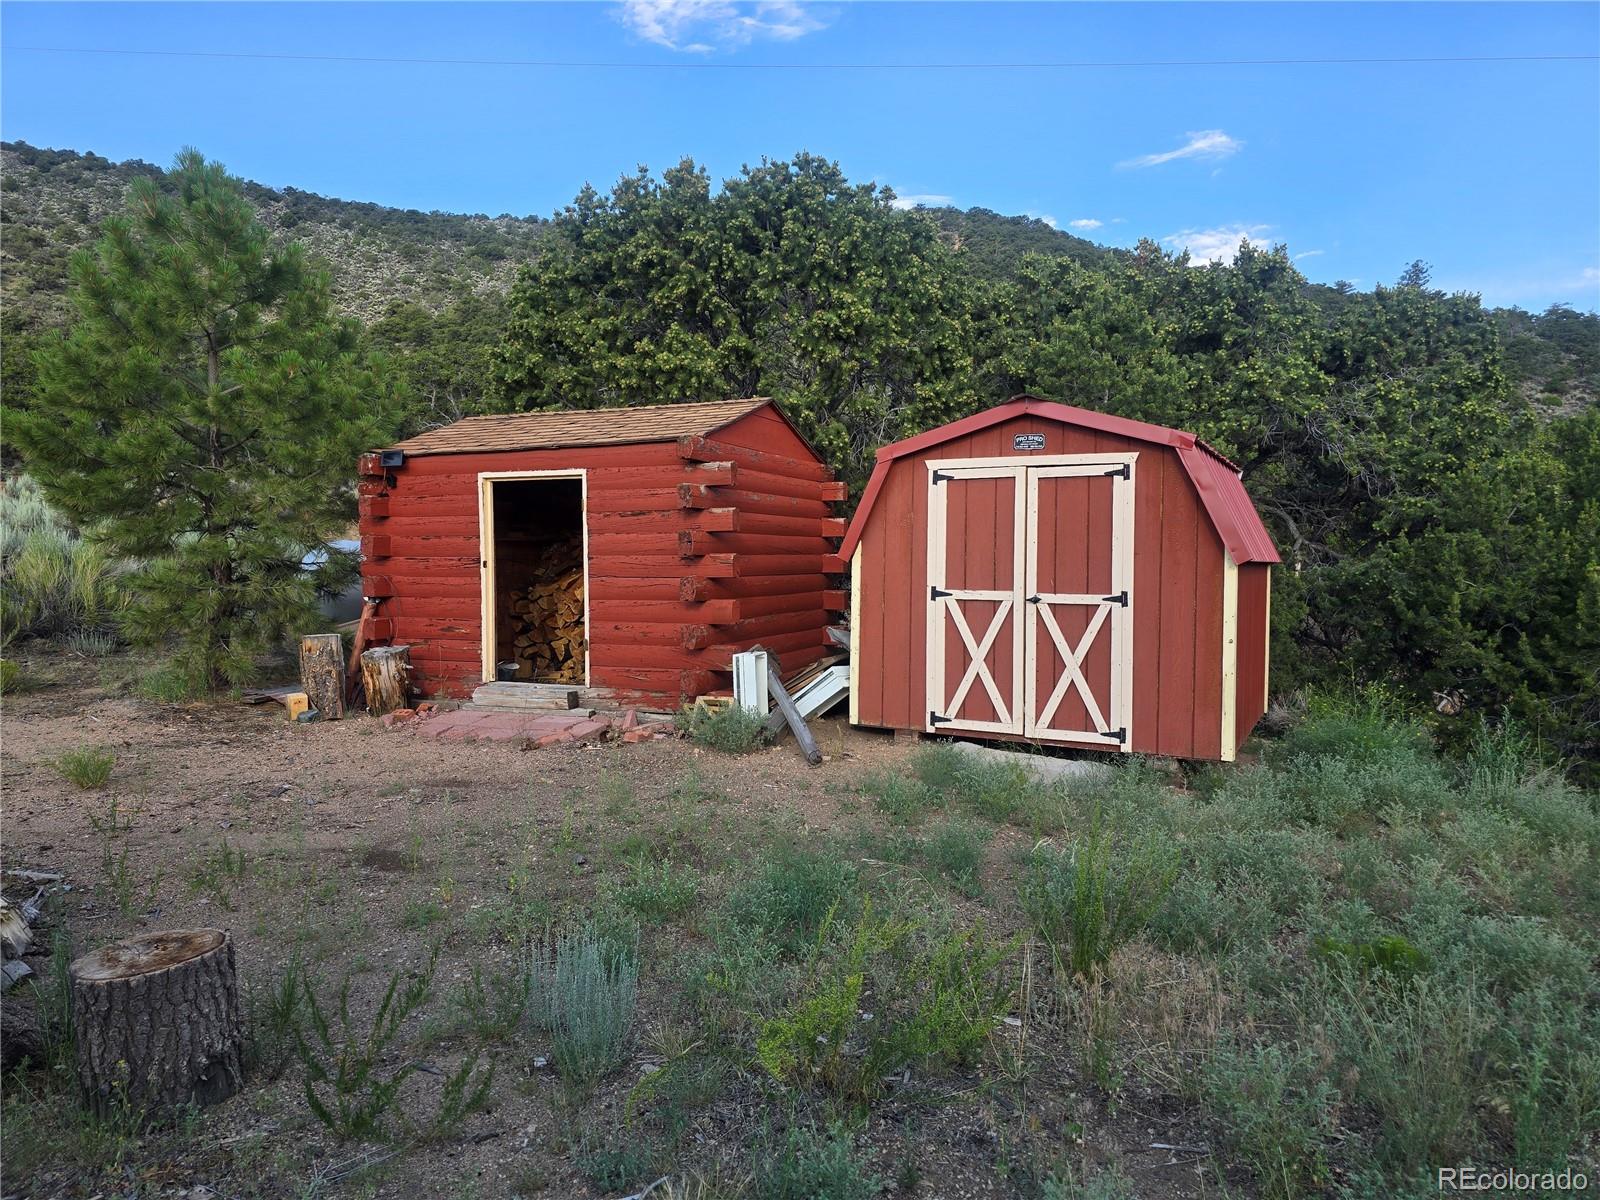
[618,0,829,52]
[889,192,953,210]
[1163,224,1271,265]
[1294,249,1325,260]
[1118,129,1243,170]
[1068,218,1103,230]
[1027,212,1059,229]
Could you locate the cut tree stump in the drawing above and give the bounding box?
[299,633,346,720]
[70,929,243,1120]
[361,644,412,716]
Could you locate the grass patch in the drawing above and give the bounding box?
[612,856,701,923]
[921,816,991,897]
[1021,807,1177,982]
[752,1122,881,1200]
[53,746,115,789]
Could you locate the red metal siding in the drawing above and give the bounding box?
[1235,563,1271,747]
[852,412,1231,760]
[357,409,840,706]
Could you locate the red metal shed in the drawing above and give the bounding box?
[839,395,1279,762]
[356,398,846,706]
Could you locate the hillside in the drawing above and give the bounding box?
[3,140,1595,416]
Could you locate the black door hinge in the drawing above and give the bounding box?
[1103,464,1130,479]
[930,585,951,600]
[1111,727,1127,743]
[931,469,953,484]
[1025,594,1042,605]
[929,712,953,727]
[1102,591,1128,607]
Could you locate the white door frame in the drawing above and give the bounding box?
[1022,460,1136,749]
[925,462,1028,735]
[477,470,590,686]
[924,453,1136,750]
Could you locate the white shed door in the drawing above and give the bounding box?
[926,457,1135,749]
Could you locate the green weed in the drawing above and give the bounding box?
[1203,1042,1336,1200]
[400,898,446,930]
[676,703,771,754]
[719,843,858,953]
[613,857,701,923]
[1021,807,1177,982]
[857,768,942,824]
[752,1122,881,1200]
[922,816,990,897]
[755,906,1015,1102]
[297,947,439,1142]
[245,952,308,1081]
[54,746,114,789]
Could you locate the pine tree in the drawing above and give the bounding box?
[10,149,403,690]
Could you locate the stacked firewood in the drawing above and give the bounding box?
[508,536,586,682]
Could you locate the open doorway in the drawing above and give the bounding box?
[481,475,588,685]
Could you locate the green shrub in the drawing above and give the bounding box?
[676,703,771,754]
[0,658,18,693]
[922,817,990,897]
[752,1122,881,1200]
[613,857,700,923]
[1021,808,1177,981]
[755,907,1014,1101]
[910,744,1036,822]
[525,922,639,1086]
[53,746,115,789]
[1323,975,1490,1171]
[1272,687,1432,767]
[1313,934,1429,983]
[1203,1042,1335,1200]
[857,768,942,824]
[719,843,858,953]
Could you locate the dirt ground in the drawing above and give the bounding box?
[1,648,1232,1200]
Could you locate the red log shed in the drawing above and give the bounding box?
[356,398,846,706]
[839,395,1280,762]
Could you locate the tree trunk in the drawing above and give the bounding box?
[70,929,244,1121]
[361,644,412,716]
[299,633,347,719]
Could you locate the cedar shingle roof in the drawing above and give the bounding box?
[389,397,772,457]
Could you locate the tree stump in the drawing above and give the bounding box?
[70,929,244,1120]
[299,632,346,719]
[361,644,412,716]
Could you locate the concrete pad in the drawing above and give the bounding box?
[944,740,1115,784]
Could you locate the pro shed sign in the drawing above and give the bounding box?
[1012,433,1046,451]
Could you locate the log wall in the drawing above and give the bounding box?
[357,409,843,705]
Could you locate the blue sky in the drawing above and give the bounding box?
[3,1,1597,310]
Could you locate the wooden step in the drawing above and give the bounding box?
[470,683,581,711]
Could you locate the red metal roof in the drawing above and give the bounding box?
[839,395,1280,565]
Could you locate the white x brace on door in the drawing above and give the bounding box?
[925,454,1135,748]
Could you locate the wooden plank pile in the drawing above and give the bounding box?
[508,536,586,683]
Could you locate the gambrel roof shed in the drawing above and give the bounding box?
[842,395,1278,762]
